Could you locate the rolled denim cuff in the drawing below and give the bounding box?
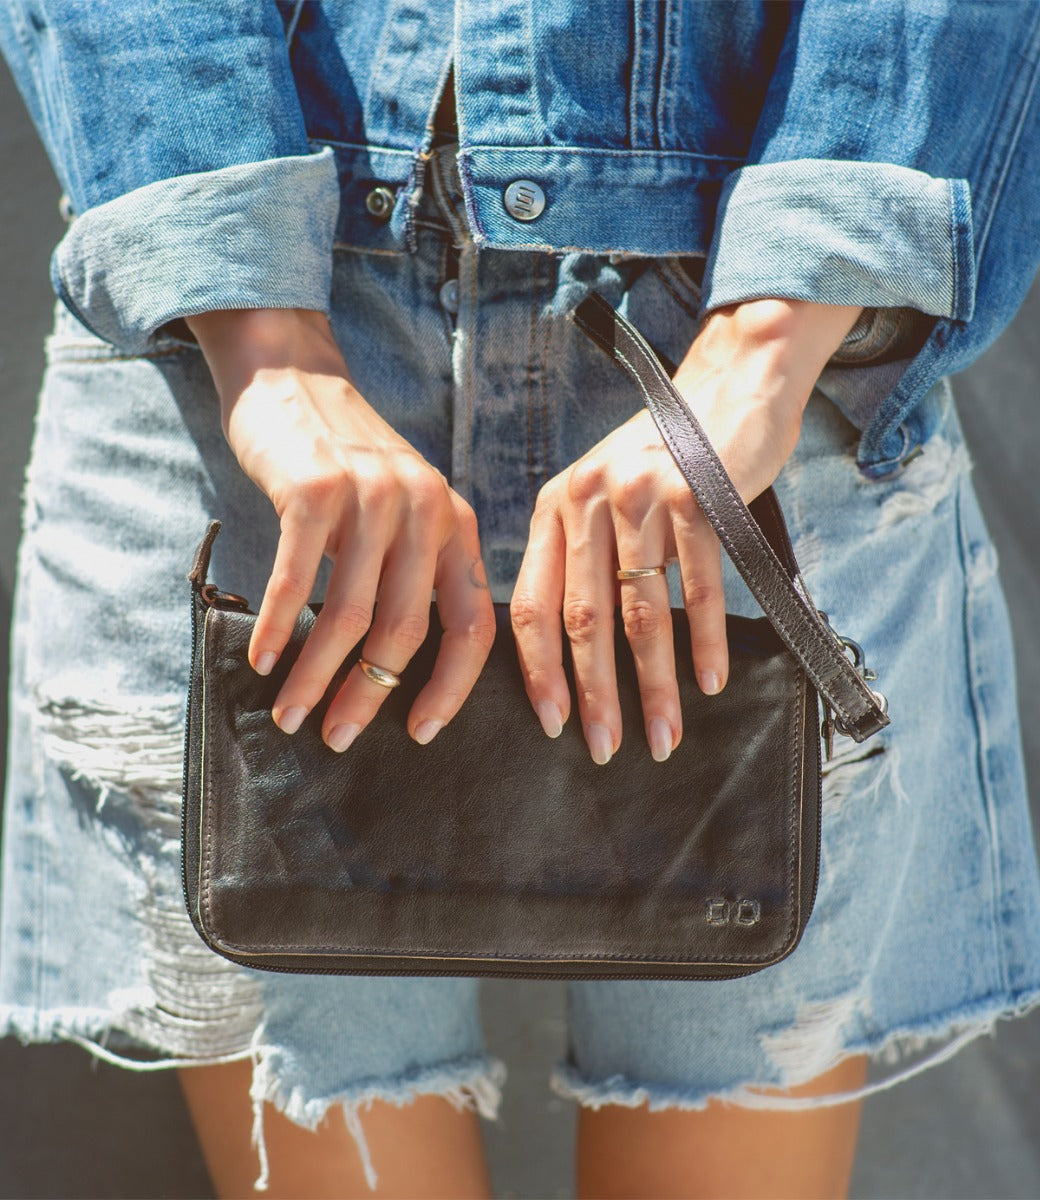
[51,148,340,353]
[702,160,975,321]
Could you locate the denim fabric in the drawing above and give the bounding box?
[3,140,1040,1193]
[703,161,974,319]
[51,150,340,353]
[2,2,1040,470]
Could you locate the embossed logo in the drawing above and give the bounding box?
[705,898,761,926]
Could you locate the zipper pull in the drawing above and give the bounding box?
[821,706,836,762]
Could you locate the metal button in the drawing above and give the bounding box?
[438,278,460,315]
[503,179,546,222]
[365,186,395,222]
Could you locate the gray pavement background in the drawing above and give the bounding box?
[2,62,1039,1200]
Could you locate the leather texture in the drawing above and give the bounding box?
[180,295,886,980]
[183,593,820,980]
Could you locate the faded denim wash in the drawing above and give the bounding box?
[3,137,1040,1192]
[2,1,1040,472]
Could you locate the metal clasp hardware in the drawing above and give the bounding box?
[821,690,888,761]
[199,583,252,612]
[817,611,888,759]
[834,635,878,682]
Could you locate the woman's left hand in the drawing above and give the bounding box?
[511,297,863,765]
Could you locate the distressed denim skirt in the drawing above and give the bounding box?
[4,143,1040,1191]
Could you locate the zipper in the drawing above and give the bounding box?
[211,951,766,983]
[805,692,823,929]
[180,581,254,933]
[179,591,202,931]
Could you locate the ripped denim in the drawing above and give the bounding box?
[4,143,1040,1191]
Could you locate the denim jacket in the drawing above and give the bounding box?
[3,0,1039,474]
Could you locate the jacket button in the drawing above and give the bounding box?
[503,180,546,221]
[365,186,396,222]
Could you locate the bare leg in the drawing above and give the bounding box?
[178,1059,493,1199]
[575,1053,868,1200]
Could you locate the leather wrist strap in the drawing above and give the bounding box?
[572,291,889,742]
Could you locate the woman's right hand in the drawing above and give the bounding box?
[185,307,496,753]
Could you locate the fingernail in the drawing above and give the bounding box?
[586,723,614,766]
[649,717,673,763]
[413,718,444,746]
[698,670,722,696]
[275,705,308,735]
[254,651,277,677]
[536,700,563,739]
[327,723,361,753]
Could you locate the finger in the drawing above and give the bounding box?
[320,523,438,752]
[672,498,729,695]
[250,509,328,681]
[271,517,387,733]
[405,520,497,743]
[614,509,679,763]
[511,495,570,739]
[562,490,620,765]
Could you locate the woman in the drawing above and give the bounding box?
[3,3,1040,1197]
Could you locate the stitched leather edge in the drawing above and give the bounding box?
[194,609,810,968]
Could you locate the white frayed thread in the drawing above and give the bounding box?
[3,997,247,1072]
[339,1069,507,1193]
[821,742,895,817]
[877,439,971,529]
[761,993,863,1083]
[551,1013,999,1118]
[549,1067,711,1114]
[248,1042,506,1194]
[342,1078,528,1192]
[734,1022,988,1112]
[6,939,262,1072]
[119,883,267,1060]
[62,1031,253,1073]
[33,692,267,1060]
[342,1103,377,1192]
[447,1068,505,1121]
[32,694,184,821]
[875,1017,997,1066]
[250,1027,273,1193]
[56,924,264,1066]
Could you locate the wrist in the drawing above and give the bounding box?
[186,306,335,358]
[676,298,863,420]
[701,298,863,371]
[186,307,345,402]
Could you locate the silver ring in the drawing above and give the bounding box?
[616,565,667,580]
[358,659,402,689]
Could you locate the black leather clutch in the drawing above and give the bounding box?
[181,294,888,981]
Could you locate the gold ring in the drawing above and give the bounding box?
[616,565,667,580]
[358,659,402,689]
